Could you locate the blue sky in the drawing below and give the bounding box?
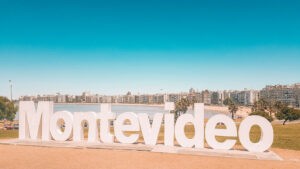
[0,0,300,98]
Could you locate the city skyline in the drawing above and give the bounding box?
[18,83,300,108]
[17,82,300,96]
[2,77,300,99]
[1,0,300,98]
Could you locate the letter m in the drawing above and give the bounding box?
[19,101,53,141]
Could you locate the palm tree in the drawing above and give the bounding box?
[223,98,238,119]
[172,98,190,121]
[228,102,238,119]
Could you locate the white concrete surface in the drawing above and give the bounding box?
[0,139,282,161]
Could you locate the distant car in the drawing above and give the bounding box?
[4,125,13,130]
[13,124,19,129]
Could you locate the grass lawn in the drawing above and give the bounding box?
[0,129,18,139]
[0,123,299,151]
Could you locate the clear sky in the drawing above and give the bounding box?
[1,0,300,98]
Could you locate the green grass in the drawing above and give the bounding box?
[1,123,299,150]
[212,123,300,150]
[271,123,300,150]
[0,129,18,139]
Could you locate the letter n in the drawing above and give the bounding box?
[19,101,53,141]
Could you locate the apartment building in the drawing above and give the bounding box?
[260,83,300,107]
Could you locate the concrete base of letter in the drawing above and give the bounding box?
[0,139,282,161]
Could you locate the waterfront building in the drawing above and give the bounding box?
[17,83,299,107]
[134,95,140,104]
[201,90,211,105]
[66,95,75,103]
[86,94,99,103]
[36,95,56,102]
[152,94,165,104]
[260,83,300,108]
[187,88,198,103]
[167,93,187,103]
[123,92,135,104]
[19,95,35,101]
[229,91,239,103]
[211,91,224,105]
[236,90,258,106]
[138,95,151,104]
[56,93,66,103]
[194,92,202,103]
[75,95,82,103]
[99,95,112,103]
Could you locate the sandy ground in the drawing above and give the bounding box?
[0,145,299,169]
[204,105,251,118]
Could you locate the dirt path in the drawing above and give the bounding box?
[0,145,299,169]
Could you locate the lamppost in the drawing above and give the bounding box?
[9,80,13,101]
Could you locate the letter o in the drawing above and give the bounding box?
[50,111,73,141]
[239,115,273,152]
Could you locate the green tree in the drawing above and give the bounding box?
[252,99,285,117]
[276,107,300,125]
[250,111,273,122]
[223,98,238,119]
[228,102,238,120]
[274,101,288,112]
[0,96,17,121]
[252,98,269,112]
[172,98,190,121]
[223,98,233,106]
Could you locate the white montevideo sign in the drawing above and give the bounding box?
[19,101,273,152]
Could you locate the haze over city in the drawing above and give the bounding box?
[1,0,300,98]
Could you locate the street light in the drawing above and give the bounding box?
[9,80,12,101]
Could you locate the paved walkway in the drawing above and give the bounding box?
[0,143,299,169]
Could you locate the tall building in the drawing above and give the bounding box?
[167,93,187,103]
[86,94,99,103]
[153,94,165,104]
[19,95,35,101]
[138,95,150,104]
[81,91,91,102]
[187,88,196,103]
[99,95,112,103]
[260,83,300,107]
[194,92,202,103]
[37,95,56,102]
[56,93,66,103]
[66,95,75,103]
[123,92,135,104]
[211,91,224,105]
[229,91,239,103]
[236,90,258,106]
[228,90,258,106]
[201,90,211,105]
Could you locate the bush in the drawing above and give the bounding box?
[250,111,273,122]
[0,96,17,121]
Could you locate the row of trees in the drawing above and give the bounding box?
[251,98,300,124]
[171,97,300,125]
[222,97,300,125]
